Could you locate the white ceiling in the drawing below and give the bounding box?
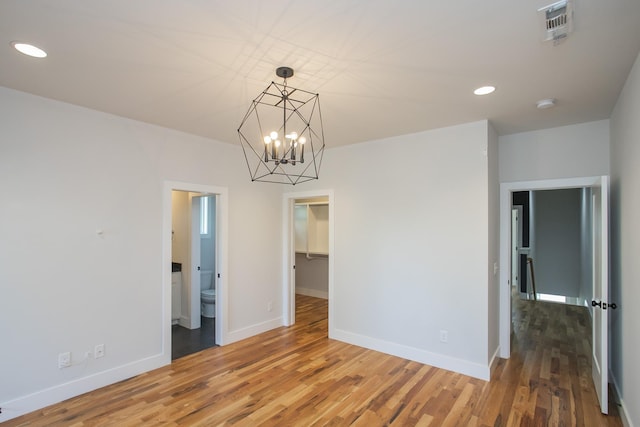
[2,1,639,148]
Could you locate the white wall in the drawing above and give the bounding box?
[295,254,328,299]
[301,121,495,379]
[610,52,640,427]
[533,189,581,297]
[499,120,610,182]
[487,123,500,364]
[0,87,283,421]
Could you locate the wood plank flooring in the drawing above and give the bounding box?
[5,294,622,426]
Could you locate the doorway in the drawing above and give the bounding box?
[294,197,329,300]
[163,182,229,362]
[499,176,610,413]
[171,192,217,359]
[283,189,334,331]
[512,188,592,305]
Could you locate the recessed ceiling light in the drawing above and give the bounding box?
[11,41,47,58]
[474,86,496,96]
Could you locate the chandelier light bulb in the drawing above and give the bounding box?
[264,136,272,144]
[275,140,281,147]
[299,137,306,144]
[270,131,278,140]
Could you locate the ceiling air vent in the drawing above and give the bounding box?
[538,0,573,43]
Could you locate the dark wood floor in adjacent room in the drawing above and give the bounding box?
[5,294,622,426]
[172,316,216,360]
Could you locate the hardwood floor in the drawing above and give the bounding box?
[6,294,622,426]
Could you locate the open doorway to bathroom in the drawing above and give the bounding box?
[171,190,219,360]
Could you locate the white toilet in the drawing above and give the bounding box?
[201,272,216,318]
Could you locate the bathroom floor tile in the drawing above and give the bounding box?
[171,316,216,360]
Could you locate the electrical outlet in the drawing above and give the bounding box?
[267,301,273,312]
[440,330,448,343]
[58,352,71,368]
[95,344,105,358]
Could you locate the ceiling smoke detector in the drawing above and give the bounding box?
[538,0,573,43]
[536,98,556,109]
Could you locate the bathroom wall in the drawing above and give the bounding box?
[171,191,190,267]
[200,195,216,290]
[171,190,190,323]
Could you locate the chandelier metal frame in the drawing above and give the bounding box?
[237,67,325,185]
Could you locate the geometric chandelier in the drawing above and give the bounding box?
[237,67,325,185]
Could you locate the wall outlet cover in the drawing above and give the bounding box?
[58,352,71,368]
[95,344,105,358]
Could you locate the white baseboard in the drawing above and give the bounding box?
[225,317,284,344]
[295,287,328,300]
[610,370,634,427]
[331,328,490,381]
[0,315,291,423]
[0,353,168,423]
[178,315,190,329]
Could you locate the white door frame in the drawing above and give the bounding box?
[282,189,334,331]
[499,176,607,357]
[163,181,229,361]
